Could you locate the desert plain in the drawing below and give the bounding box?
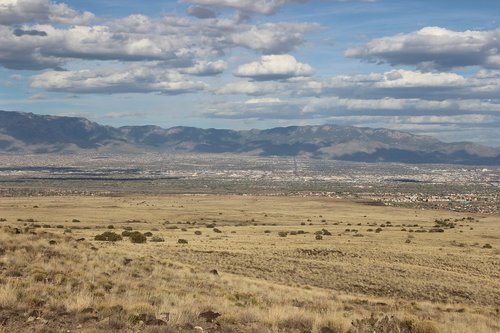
[0,194,498,333]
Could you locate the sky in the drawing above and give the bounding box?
[1,0,499,147]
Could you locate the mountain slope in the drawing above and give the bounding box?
[0,110,499,165]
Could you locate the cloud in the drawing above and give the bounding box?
[186,6,217,19]
[30,67,207,94]
[345,27,500,71]
[13,28,47,36]
[202,95,500,120]
[0,0,94,26]
[0,11,316,70]
[234,54,313,80]
[217,69,500,102]
[28,93,47,100]
[215,81,284,95]
[180,60,227,76]
[181,0,307,15]
[230,22,318,54]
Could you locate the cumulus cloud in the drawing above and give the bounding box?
[345,27,500,71]
[217,69,500,101]
[0,11,316,70]
[181,0,307,15]
[230,22,318,54]
[186,6,217,19]
[180,60,227,76]
[0,0,94,26]
[30,67,207,94]
[234,54,313,80]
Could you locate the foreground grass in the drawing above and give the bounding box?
[0,195,498,332]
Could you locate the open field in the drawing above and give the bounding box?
[0,195,499,332]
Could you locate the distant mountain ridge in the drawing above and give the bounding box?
[1,110,499,165]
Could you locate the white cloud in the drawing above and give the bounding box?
[0,12,316,70]
[0,0,94,26]
[230,22,318,54]
[345,27,500,71]
[234,54,313,80]
[30,67,207,94]
[180,0,307,15]
[180,60,227,76]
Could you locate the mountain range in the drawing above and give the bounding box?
[1,110,499,165]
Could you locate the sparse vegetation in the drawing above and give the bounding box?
[94,231,122,241]
[0,195,497,333]
[129,231,147,243]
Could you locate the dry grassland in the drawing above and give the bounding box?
[0,195,498,333]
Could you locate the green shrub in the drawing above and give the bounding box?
[129,231,147,243]
[95,231,122,242]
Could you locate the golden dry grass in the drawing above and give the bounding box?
[0,195,498,332]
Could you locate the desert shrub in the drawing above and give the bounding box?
[375,228,383,233]
[95,231,122,242]
[129,231,147,243]
[213,228,222,233]
[278,231,288,237]
[206,224,216,228]
[150,236,165,242]
[107,225,114,229]
[315,234,323,240]
[322,229,332,236]
[72,219,80,223]
[264,230,271,233]
[352,315,440,333]
[290,231,297,235]
[123,226,133,231]
[177,239,188,244]
[297,230,305,234]
[143,231,153,237]
[181,228,187,231]
[0,218,6,222]
[483,243,493,248]
[121,230,132,237]
[194,230,202,235]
